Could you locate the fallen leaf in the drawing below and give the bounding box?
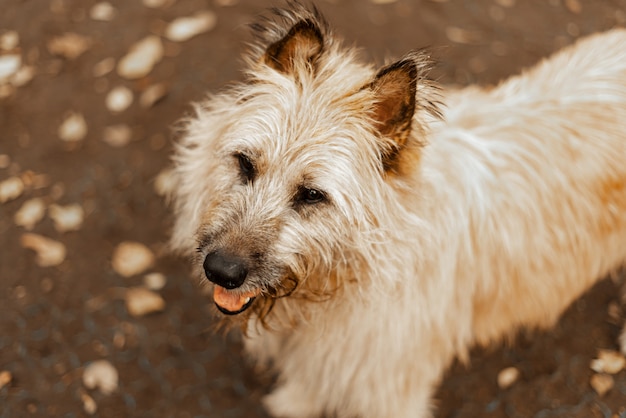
[0,176,24,203]
[14,198,46,230]
[117,36,163,79]
[58,112,87,142]
[164,11,217,42]
[105,85,133,113]
[47,33,92,59]
[82,360,118,395]
[497,366,520,389]
[49,203,84,232]
[590,373,613,396]
[102,124,132,147]
[590,349,626,374]
[20,233,67,267]
[112,241,155,277]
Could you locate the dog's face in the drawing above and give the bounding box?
[171,7,439,323]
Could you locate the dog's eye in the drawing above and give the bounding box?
[236,153,255,182]
[296,186,326,205]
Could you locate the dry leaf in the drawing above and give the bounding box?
[0,31,19,51]
[117,36,163,79]
[590,349,626,374]
[58,112,87,142]
[0,371,12,390]
[153,168,176,196]
[590,373,614,396]
[0,54,21,82]
[125,287,165,316]
[112,241,155,277]
[14,198,46,230]
[0,176,24,203]
[164,11,217,42]
[82,360,118,395]
[102,124,132,147]
[20,233,67,267]
[143,272,167,290]
[139,83,168,108]
[497,366,520,389]
[105,85,133,112]
[49,203,84,232]
[47,33,91,59]
[90,2,117,21]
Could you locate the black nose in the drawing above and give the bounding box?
[203,251,248,289]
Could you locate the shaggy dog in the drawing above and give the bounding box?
[168,3,626,417]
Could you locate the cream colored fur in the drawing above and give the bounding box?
[169,6,626,417]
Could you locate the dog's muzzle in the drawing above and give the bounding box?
[203,251,259,315]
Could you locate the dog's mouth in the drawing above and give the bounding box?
[213,285,261,315]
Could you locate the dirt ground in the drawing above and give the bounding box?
[2,0,626,417]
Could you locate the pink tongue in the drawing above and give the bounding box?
[213,286,259,312]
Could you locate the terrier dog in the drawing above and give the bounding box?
[168,3,626,417]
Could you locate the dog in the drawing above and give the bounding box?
[167,3,626,417]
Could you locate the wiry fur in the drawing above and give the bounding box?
[169,3,626,417]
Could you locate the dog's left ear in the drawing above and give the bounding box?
[264,19,324,74]
[365,57,419,171]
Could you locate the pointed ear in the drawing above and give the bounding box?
[366,58,418,170]
[264,19,324,74]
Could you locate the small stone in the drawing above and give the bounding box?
[117,36,163,79]
[497,366,520,389]
[92,57,115,77]
[590,349,626,374]
[0,371,12,389]
[102,124,132,147]
[89,2,117,21]
[14,198,46,230]
[80,391,97,415]
[11,65,35,87]
[82,360,118,395]
[125,287,166,316]
[58,112,87,142]
[165,11,217,42]
[0,176,24,203]
[47,33,91,59]
[0,31,19,51]
[153,168,176,197]
[105,85,133,113]
[0,54,21,82]
[112,241,155,277]
[139,83,168,108]
[20,233,67,267]
[143,272,167,290]
[49,203,84,232]
[590,373,614,397]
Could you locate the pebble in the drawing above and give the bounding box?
[0,31,19,51]
[14,198,46,230]
[164,11,217,42]
[143,272,167,290]
[590,373,614,397]
[111,241,155,277]
[82,360,119,395]
[48,203,84,232]
[105,85,134,113]
[58,112,88,143]
[117,36,163,79]
[0,176,24,203]
[20,233,67,267]
[139,83,168,108]
[102,124,132,147]
[0,371,12,389]
[590,349,626,374]
[89,2,117,21]
[47,33,91,59]
[497,366,520,389]
[0,54,21,82]
[125,287,166,316]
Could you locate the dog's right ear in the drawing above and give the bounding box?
[263,19,324,74]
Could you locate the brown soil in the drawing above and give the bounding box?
[1,0,626,417]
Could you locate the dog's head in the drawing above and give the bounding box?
[169,2,440,327]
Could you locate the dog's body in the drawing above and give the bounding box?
[169,4,626,417]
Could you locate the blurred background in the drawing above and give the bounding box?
[1,0,626,417]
